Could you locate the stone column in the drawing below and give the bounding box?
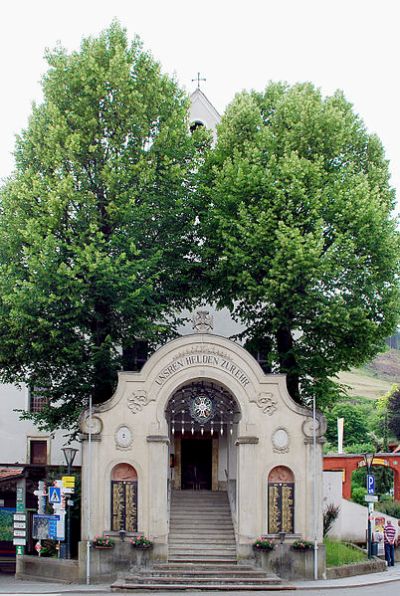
[147,435,169,560]
[235,436,259,558]
[80,434,102,541]
[304,437,324,543]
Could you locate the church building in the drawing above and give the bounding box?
[79,82,327,581]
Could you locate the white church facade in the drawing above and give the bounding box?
[79,325,326,575]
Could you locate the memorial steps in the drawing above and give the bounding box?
[111,490,284,591]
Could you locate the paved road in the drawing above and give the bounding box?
[2,568,400,595]
[1,588,400,596]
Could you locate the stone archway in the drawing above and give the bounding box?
[165,379,241,491]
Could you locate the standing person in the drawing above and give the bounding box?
[384,519,396,566]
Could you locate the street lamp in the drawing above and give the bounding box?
[62,447,78,559]
[364,452,375,559]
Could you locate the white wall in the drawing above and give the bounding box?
[323,470,399,542]
[0,382,81,466]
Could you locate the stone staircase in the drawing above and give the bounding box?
[169,489,237,562]
[112,490,283,591]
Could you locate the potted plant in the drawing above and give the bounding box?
[253,537,275,551]
[130,534,153,549]
[92,535,115,549]
[291,539,314,550]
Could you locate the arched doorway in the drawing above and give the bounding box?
[165,380,241,491]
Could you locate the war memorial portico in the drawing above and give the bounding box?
[79,325,326,580]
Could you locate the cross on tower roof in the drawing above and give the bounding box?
[192,72,206,90]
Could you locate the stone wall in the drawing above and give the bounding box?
[16,555,80,583]
[254,544,326,580]
[15,542,155,583]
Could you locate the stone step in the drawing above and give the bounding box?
[112,583,285,591]
[169,543,236,550]
[171,512,231,516]
[154,563,249,570]
[170,520,234,526]
[143,568,271,578]
[171,507,231,512]
[118,576,281,586]
[169,534,235,540]
[147,569,272,582]
[169,538,235,545]
[168,552,236,564]
[169,552,237,559]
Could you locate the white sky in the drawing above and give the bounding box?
[1,0,399,206]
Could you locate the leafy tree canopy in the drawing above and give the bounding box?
[0,22,205,430]
[387,385,400,441]
[200,82,400,406]
[324,401,372,446]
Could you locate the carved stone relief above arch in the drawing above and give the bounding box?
[127,390,154,415]
[255,392,277,415]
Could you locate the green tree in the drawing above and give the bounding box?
[201,82,400,406]
[387,385,400,440]
[324,401,372,446]
[0,22,202,430]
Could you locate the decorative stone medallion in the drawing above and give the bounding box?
[302,416,323,438]
[272,427,290,453]
[115,425,133,450]
[81,415,103,435]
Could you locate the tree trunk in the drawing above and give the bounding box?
[276,325,300,403]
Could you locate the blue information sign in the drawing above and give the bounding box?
[367,474,375,495]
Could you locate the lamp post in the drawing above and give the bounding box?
[61,447,78,559]
[364,452,375,559]
[312,393,318,580]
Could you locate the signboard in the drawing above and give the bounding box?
[367,474,375,495]
[48,487,61,504]
[373,516,385,556]
[13,538,26,546]
[13,522,26,530]
[32,514,64,541]
[62,476,75,489]
[364,494,378,502]
[13,514,26,522]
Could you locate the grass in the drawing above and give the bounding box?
[324,538,367,568]
[336,369,392,400]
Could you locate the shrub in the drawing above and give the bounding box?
[376,500,400,518]
[323,503,340,536]
[351,486,367,505]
